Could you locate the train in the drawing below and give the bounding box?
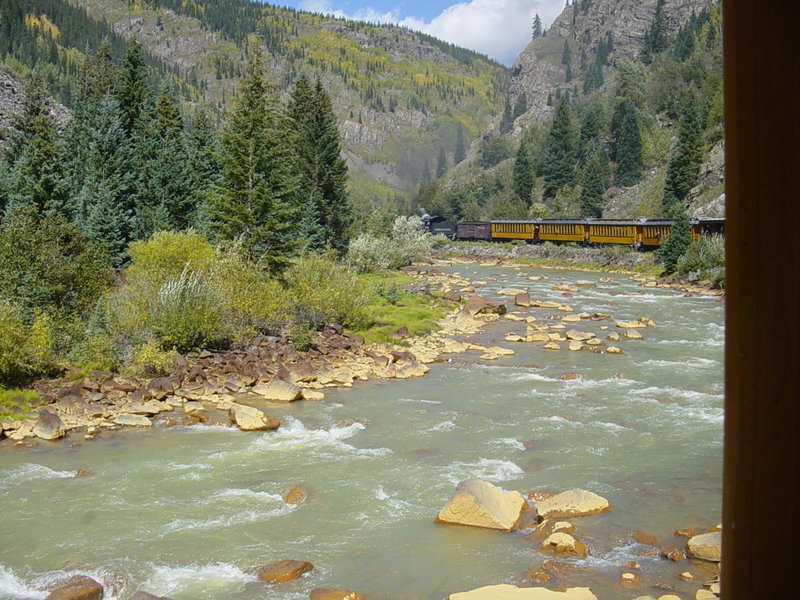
[422,216,725,249]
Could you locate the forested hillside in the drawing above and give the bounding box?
[424,0,724,222]
[1,0,509,206]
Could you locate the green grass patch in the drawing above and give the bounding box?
[0,388,41,421]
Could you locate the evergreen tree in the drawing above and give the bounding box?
[513,143,535,205]
[287,75,352,253]
[116,41,150,135]
[543,97,576,199]
[565,63,573,83]
[561,40,573,66]
[578,101,604,164]
[204,46,300,272]
[513,93,527,120]
[453,122,466,165]
[499,98,514,134]
[547,92,553,107]
[436,147,448,179]
[657,205,692,273]
[580,150,606,218]
[642,0,668,63]
[663,93,703,209]
[186,105,220,228]
[532,14,543,40]
[3,75,69,217]
[614,100,644,186]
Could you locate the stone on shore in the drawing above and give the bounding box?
[461,295,507,317]
[686,531,722,562]
[114,414,152,427]
[310,589,364,600]
[539,532,588,557]
[301,389,325,401]
[253,379,302,402]
[534,489,610,520]
[228,403,280,432]
[46,575,103,600]
[437,479,528,531]
[33,410,66,440]
[258,560,314,584]
[448,584,597,600]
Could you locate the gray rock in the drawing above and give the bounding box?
[32,410,66,440]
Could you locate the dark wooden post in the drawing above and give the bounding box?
[722,0,800,597]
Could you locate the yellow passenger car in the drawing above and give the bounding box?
[537,220,588,243]
[587,221,639,245]
[491,221,535,241]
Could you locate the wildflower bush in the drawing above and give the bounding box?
[347,215,435,273]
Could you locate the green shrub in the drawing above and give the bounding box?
[676,234,725,277]
[67,331,120,374]
[286,252,372,328]
[346,216,434,274]
[290,323,315,352]
[125,338,177,377]
[0,301,54,384]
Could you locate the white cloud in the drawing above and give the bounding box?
[299,1,566,64]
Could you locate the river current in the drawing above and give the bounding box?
[0,264,724,600]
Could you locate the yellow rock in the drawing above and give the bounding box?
[539,532,587,557]
[532,300,562,309]
[606,332,620,342]
[526,316,538,323]
[606,346,624,354]
[548,333,566,342]
[437,479,527,531]
[527,333,551,343]
[586,339,603,346]
[460,287,475,293]
[480,353,499,360]
[505,334,525,342]
[550,324,566,330]
[599,326,609,330]
[558,305,574,312]
[543,343,561,351]
[616,320,646,329]
[566,330,595,341]
[568,341,584,352]
[486,346,515,356]
[301,389,325,401]
[561,314,582,323]
[624,328,644,340]
[640,317,656,327]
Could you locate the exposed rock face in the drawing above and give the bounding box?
[686,531,722,562]
[437,479,528,531]
[252,379,302,402]
[258,560,314,584]
[534,489,610,520]
[448,584,598,600]
[0,67,70,149]
[228,403,280,432]
[45,575,103,600]
[32,410,66,440]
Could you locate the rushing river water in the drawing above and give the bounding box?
[0,265,724,600]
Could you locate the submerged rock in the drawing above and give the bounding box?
[437,478,528,531]
[258,560,314,584]
[534,489,610,520]
[448,584,597,600]
[282,485,308,505]
[228,403,280,432]
[309,590,364,600]
[687,531,722,562]
[46,575,103,600]
[33,410,65,440]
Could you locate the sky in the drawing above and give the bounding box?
[280,1,566,64]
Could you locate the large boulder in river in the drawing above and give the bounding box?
[448,584,598,600]
[33,410,66,440]
[258,560,314,584]
[46,575,103,600]
[461,295,507,317]
[534,489,610,521]
[228,403,280,432]
[686,531,722,562]
[437,479,528,531]
[253,379,303,402]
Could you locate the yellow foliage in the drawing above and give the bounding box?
[24,14,61,39]
[126,339,177,377]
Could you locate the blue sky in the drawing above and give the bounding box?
[276,1,565,64]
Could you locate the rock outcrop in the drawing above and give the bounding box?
[437,479,528,531]
[534,489,610,520]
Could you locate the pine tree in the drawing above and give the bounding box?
[454,122,466,165]
[287,75,352,253]
[532,14,543,40]
[513,93,527,120]
[186,105,220,228]
[562,40,573,66]
[642,0,668,63]
[580,150,606,218]
[578,101,604,164]
[499,98,514,134]
[436,147,448,179]
[547,92,553,107]
[663,93,703,209]
[513,143,535,205]
[543,97,576,199]
[116,41,150,136]
[204,46,299,271]
[657,205,692,273]
[3,74,69,217]
[614,100,644,187]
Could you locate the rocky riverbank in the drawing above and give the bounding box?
[0,268,508,446]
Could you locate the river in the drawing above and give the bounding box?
[0,264,724,600]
